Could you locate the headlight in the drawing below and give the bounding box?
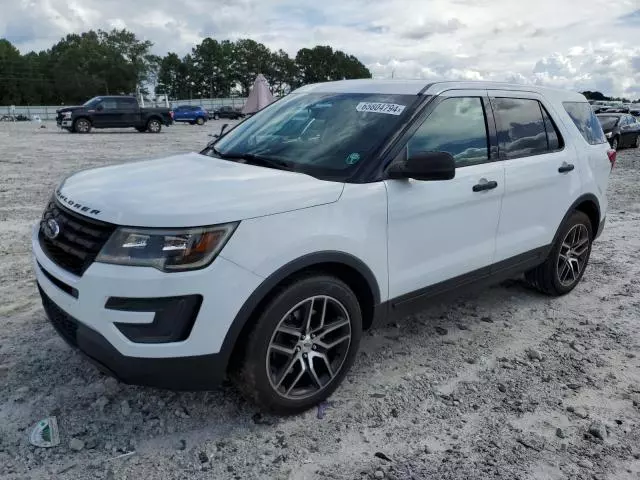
[96,223,238,272]
[605,132,612,138]
[62,111,72,118]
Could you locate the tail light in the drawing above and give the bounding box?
[607,149,616,170]
[170,111,174,119]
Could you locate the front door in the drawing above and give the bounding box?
[385,91,505,305]
[92,99,120,127]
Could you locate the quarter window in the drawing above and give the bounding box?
[407,97,489,167]
[492,98,550,159]
[540,105,563,151]
[563,102,608,145]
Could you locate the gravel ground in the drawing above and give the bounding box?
[0,121,639,480]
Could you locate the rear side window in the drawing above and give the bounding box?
[563,102,607,145]
[492,98,551,159]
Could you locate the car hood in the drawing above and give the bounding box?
[56,106,83,113]
[55,152,344,227]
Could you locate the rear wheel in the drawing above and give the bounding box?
[146,118,162,133]
[525,211,593,296]
[196,116,205,125]
[634,134,640,148]
[611,136,619,150]
[233,274,362,414]
[73,118,91,133]
[213,113,220,120]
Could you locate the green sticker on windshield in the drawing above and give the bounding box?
[346,152,361,165]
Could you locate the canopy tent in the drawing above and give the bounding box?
[242,74,274,114]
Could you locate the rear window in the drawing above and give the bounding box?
[563,102,607,145]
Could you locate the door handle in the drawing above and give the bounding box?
[472,180,498,192]
[558,163,575,173]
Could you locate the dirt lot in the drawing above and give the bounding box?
[0,121,639,480]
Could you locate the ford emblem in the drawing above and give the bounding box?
[44,218,60,240]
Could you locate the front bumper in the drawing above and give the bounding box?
[32,226,263,389]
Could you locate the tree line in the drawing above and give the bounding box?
[0,30,371,106]
[581,91,639,104]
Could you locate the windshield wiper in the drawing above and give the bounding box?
[214,151,294,171]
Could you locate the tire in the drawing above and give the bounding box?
[146,118,162,133]
[611,136,619,150]
[233,274,362,414]
[213,113,219,120]
[135,127,146,132]
[73,118,91,134]
[196,117,205,125]
[525,210,593,296]
[634,135,640,149]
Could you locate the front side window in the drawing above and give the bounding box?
[492,98,548,159]
[406,97,489,167]
[563,102,608,145]
[205,92,416,180]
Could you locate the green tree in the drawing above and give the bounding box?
[232,39,274,95]
[295,45,371,85]
[0,39,24,104]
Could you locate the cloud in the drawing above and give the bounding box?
[1,0,639,98]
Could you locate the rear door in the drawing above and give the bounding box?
[117,98,138,126]
[621,115,640,146]
[490,92,581,262]
[385,90,505,304]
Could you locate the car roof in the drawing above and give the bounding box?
[294,79,586,101]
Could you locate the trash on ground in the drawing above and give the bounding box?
[29,416,60,448]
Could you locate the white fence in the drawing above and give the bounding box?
[1,97,249,121]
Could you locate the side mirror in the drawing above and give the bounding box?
[387,151,456,181]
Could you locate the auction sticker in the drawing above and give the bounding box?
[356,102,406,115]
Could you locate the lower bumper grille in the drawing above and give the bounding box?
[38,284,79,347]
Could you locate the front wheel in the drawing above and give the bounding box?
[233,275,362,414]
[525,211,593,296]
[213,113,219,120]
[73,118,91,133]
[611,136,619,150]
[196,117,205,125]
[633,134,640,148]
[146,118,162,133]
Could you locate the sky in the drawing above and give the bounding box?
[2,0,640,98]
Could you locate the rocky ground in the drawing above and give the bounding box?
[0,122,639,480]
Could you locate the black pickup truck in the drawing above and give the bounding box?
[56,96,173,133]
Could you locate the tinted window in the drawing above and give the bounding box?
[99,100,118,110]
[117,98,137,109]
[407,97,488,167]
[540,105,563,150]
[563,102,608,145]
[492,98,548,158]
[597,116,619,130]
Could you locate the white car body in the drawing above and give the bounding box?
[33,80,612,394]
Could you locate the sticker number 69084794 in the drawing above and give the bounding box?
[355,102,406,115]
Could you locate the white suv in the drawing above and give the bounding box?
[33,80,614,413]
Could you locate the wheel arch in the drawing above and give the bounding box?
[553,194,601,245]
[220,251,381,373]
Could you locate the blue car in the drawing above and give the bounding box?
[172,105,208,125]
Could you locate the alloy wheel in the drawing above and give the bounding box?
[612,137,618,150]
[148,120,160,132]
[75,119,90,133]
[266,295,352,400]
[635,135,640,148]
[557,224,590,287]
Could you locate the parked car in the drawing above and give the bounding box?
[209,105,243,120]
[629,104,640,117]
[597,113,640,149]
[34,80,613,414]
[56,96,173,133]
[172,105,208,125]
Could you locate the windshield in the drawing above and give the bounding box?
[597,116,619,129]
[202,92,417,180]
[83,97,102,107]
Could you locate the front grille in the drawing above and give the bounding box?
[39,200,116,276]
[38,284,79,347]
